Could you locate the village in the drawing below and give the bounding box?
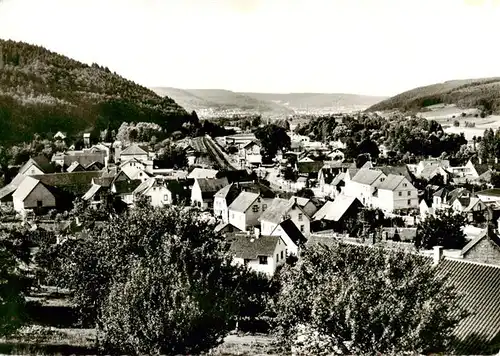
[0,117,500,353]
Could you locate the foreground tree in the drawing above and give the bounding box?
[273,242,466,355]
[415,209,467,250]
[45,205,267,355]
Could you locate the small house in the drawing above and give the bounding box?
[12,176,56,213]
[191,177,229,210]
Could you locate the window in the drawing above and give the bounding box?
[398,192,402,197]
[36,200,43,208]
[300,225,305,232]
[231,213,235,220]
[31,169,35,174]
[276,253,279,262]
[281,251,284,259]
[407,191,411,196]
[403,183,407,187]
[252,205,259,213]
[258,256,268,265]
[164,195,169,201]
[298,213,303,221]
[262,204,267,211]
[408,199,411,205]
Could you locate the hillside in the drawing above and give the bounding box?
[367,77,500,113]
[151,87,385,118]
[242,92,387,113]
[151,87,294,117]
[0,39,191,144]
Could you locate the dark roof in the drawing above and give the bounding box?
[67,161,85,173]
[31,172,102,195]
[19,155,55,174]
[277,219,307,246]
[93,176,114,188]
[477,188,500,197]
[121,144,149,155]
[238,181,276,199]
[319,167,336,184]
[435,259,500,353]
[196,178,229,199]
[64,152,106,167]
[85,161,105,171]
[351,169,384,185]
[229,234,280,259]
[331,172,346,186]
[216,169,255,183]
[461,227,500,256]
[113,179,142,195]
[297,161,324,174]
[474,163,490,176]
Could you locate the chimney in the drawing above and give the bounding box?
[433,246,443,266]
[496,157,499,164]
[254,227,260,238]
[479,156,483,165]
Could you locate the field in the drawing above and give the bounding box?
[416,104,500,140]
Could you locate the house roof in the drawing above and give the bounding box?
[229,234,280,259]
[85,161,104,170]
[274,219,307,246]
[331,172,346,186]
[259,198,305,224]
[228,191,260,213]
[313,195,362,222]
[19,156,54,175]
[120,157,145,168]
[463,197,485,213]
[297,161,324,174]
[93,176,114,188]
[477,188,500,197]
[351,169,384,186]
[214,222,241,233]
[474,163,490,176]
[461,227,500,256]
[217,169,255,183]
[63,152,106,167]
[82,184,102,201]
[215,183,234,199]
[0,174,26,200]
[113,179,142,195]
[291,196,311,208]
[377,174,407,191]
[31,172,102,195]
[67,161,84,173]
[12,176,41,201]
[188,168,219,179]
[133,178,155,196]
[196,178,229,199]
[434,258,500,353]
[121,144,148,156]
[376,165,414,182]
[319,167,336,184]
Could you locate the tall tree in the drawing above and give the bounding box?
[415,209,467,250]
[273,242,466,355]
[254,124,291,163]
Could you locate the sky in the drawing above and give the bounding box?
[0,0,499,96]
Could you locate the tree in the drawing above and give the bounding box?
[273,242,466,355]
[0,247,25,337]
[156,143,188,169]
[415,209,467,250]
[254,124,291,163]
[45,205,266,355]
[295,188,314,199]
[491,172,500,188]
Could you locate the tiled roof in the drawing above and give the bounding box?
[351,169,384,186]
[121,144,148,156]
[19,156,55,175]
[376,165,414,182]
[196,178,229,198]
[313,195,362,222]
[461,227,500,256]
[477,188,500,197]
[188,168,219,179]
[82,184,102,201]
[463,197,485,212]
[377,174,407,191]
[291,196,311,208]
[133,178,155,196]
[93,176,114,188]
[12,176,41,201]
[63,152,106,167]
[229,234,280,259]
[259,198,292,224]
[435,258,500,353]
[0,174,26,200]
[32,172,102,195]
[215,183,234,199]
[331,172,345,186]
[85,161,104,171]
[228,191,260,213]
[113,179,142,195]
[67,161,85,173]
[214,222,241,233]
[297,161,324,174]
[275,219,307,246]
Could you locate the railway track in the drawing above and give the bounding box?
[203,136,237,171]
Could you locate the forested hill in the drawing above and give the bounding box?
[367,78,500,114]
[0,39,191,144]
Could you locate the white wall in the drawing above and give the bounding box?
[121,153,149,162]
[121,161,146,178]
[232,237,287,276]
[145,186,172,207]
[229,210,247,232]
[25,164,44,176]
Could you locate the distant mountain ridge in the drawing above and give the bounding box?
[151,87,386,118]
[367,77,500,113]
[0,39,191,144]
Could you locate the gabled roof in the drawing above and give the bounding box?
[463,197,486,212]
[377,174,408,191]
[476,188,500,197]
[12,176,41,201]
[196,178,229,198]
[297,161,324,174]
[215,183,235,199]
[291,196,312,208]
[214,222,241,233]
[259,198,305,224]
[319,167,336,184]
[0,174,26,200]
[120,157,146,168]
[113,179,142,195]
[313,195,362,222]
[228,191,260,213]
[32,172,102,195]
[229,234,280,259]
[85,161,104,170]
[133,178,156,196]
[351,169,384,186]
[82,184,102,201]
[63,152,106,167]
[67,161,85,173]
[331,172,346,187]
[19,156,54,175]
[121,144,148,156]
[474,163,490,176]
[188,168,219,179]
[217,169,255,183]
[274,219,307,246]
[376,165,414,182]
[461,227,500,256]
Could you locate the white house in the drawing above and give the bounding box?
[292,196,318,217]
[133,178,174,207]
[239,140,262,165]
[12,176,56,213]
[343,168,387,207]
[53,131,67,140]
[191,177,229,210]
[18,156,54,176]
[228,192,270,232]
[476,189,500,203]
[214,183,240,223]
[229,233,287,276]
[259,197,311,236]
[270,219,307,256]
[374,174,419,213]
